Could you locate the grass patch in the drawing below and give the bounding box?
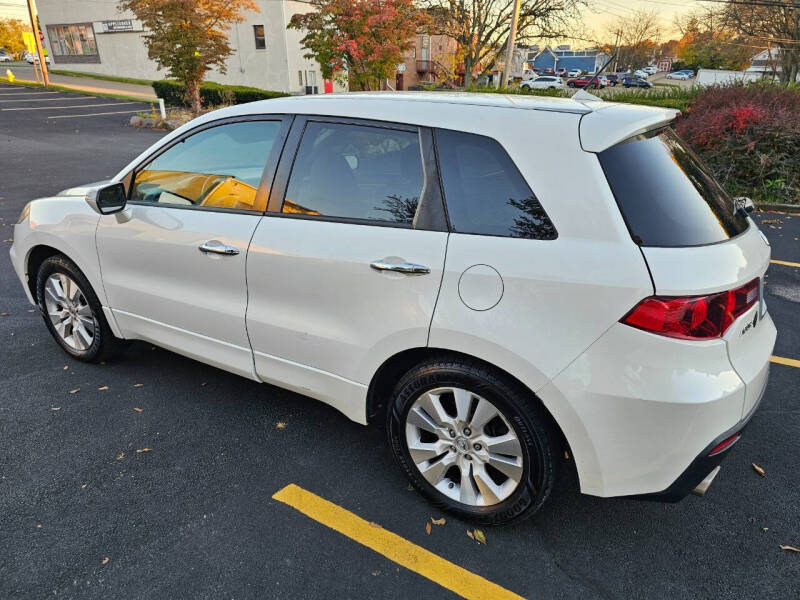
[0,77,157,103]
[49,70,153,87]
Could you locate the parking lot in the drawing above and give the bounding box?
[1,81,798,599]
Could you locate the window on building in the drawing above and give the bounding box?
[253,25,266,50]
[435,129,557,240]
[131,121,282,212]
[283,122,424,224]
[46,23,98,57]
[298,70,304,87]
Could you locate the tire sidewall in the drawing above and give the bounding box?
[36,256,106,361]
[388,362,554,525]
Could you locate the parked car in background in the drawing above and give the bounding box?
[26,53,51,65]
[567,75,604,89]
[556,68,567,77]
[0,51,13,63]
[542,68,555,75]
[666,70,691,80]
[567,69,582,78]
[520,76,565,90]
[633,69,650,79]
[622,76,653,88]
[10,92,774,525]
[643,66,658,75]
[605,74,620,87]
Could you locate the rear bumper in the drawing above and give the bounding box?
[633,378,765,502]
[538,320,773,498]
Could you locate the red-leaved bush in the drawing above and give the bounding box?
[675,83,800,204]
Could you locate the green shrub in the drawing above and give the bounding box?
[152,80,289,107]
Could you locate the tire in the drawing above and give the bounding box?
[567,82,575,88]
[387,358,557,525]
[36,254,126,362]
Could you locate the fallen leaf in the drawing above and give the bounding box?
[466,530,474,541]
[133,407,143,413]
[431,517,446,526]
[425,521,431,535]
[50,407,61,411]
[116,451,125,460]
[762,527,769,533]
[98,385,109,391]
[564,450,570,460]
[780,545,800,552]
[133,383,144,388]
[136,448,152,453]
[201,382,207,387]
[473,529,487,545]
[63,365,68,370]
[368,521,382,528]
[101,557,110,565]
[69,388,79,394]
[36,524,42,528]
[752,463,766,477]
[81,483,88,489]
[0,312,8,317]
[276,422,287,429]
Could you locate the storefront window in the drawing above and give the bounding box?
[47,24,98,57]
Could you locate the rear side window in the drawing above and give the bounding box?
[435,129,556,240]
[283,122,423,224]
[598,128,748,247]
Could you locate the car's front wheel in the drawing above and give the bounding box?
[36,255,125,362]
[388,358,557,525]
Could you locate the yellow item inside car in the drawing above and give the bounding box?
[134,170,262,212]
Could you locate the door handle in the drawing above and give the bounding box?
[370,260,430,275]
[199,240,240,256]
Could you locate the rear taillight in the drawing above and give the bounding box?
[622,278,760,340]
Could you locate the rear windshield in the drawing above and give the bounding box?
[598,128,748,247]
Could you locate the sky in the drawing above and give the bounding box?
[0,0,28,21]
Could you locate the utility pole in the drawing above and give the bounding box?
[612,29,621,73]
[26,0,49,86]
[501,0,521,89]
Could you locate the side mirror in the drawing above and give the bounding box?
[86,182,127,215]
[734,196,755,217]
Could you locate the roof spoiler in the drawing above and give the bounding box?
[579,104,681,152]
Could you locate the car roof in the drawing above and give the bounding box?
[115,92,680,178]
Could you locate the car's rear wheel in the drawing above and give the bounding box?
[36,255,125,362]
[388,358,557,525]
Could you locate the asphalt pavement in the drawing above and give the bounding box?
[1,82,798,599]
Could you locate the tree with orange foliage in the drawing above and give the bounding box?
[289,0,429,91]
[118,0,258,112]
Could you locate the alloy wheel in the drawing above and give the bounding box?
[43,273,96,352]
[404,387,524,507]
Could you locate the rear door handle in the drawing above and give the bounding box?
[370,260,430,275]
[199,240,240,256]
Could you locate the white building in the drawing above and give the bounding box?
[35,0,333,94]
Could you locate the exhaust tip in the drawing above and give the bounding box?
[692,466,721,497]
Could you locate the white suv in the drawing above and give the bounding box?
[10,93,775,524]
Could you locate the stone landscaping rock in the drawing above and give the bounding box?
[129,115,143,127]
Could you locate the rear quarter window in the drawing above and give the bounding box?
[434,129,556,240]
[598,128,748,247]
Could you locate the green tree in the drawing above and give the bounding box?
[289,0,429,91]
[118,0,258,112]
[0,18,30,57]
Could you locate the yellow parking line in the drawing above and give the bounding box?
[771,259,800,269]
[273,484,524,600]
[771,355,800,369]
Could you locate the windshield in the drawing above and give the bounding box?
[598,128,748,247]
